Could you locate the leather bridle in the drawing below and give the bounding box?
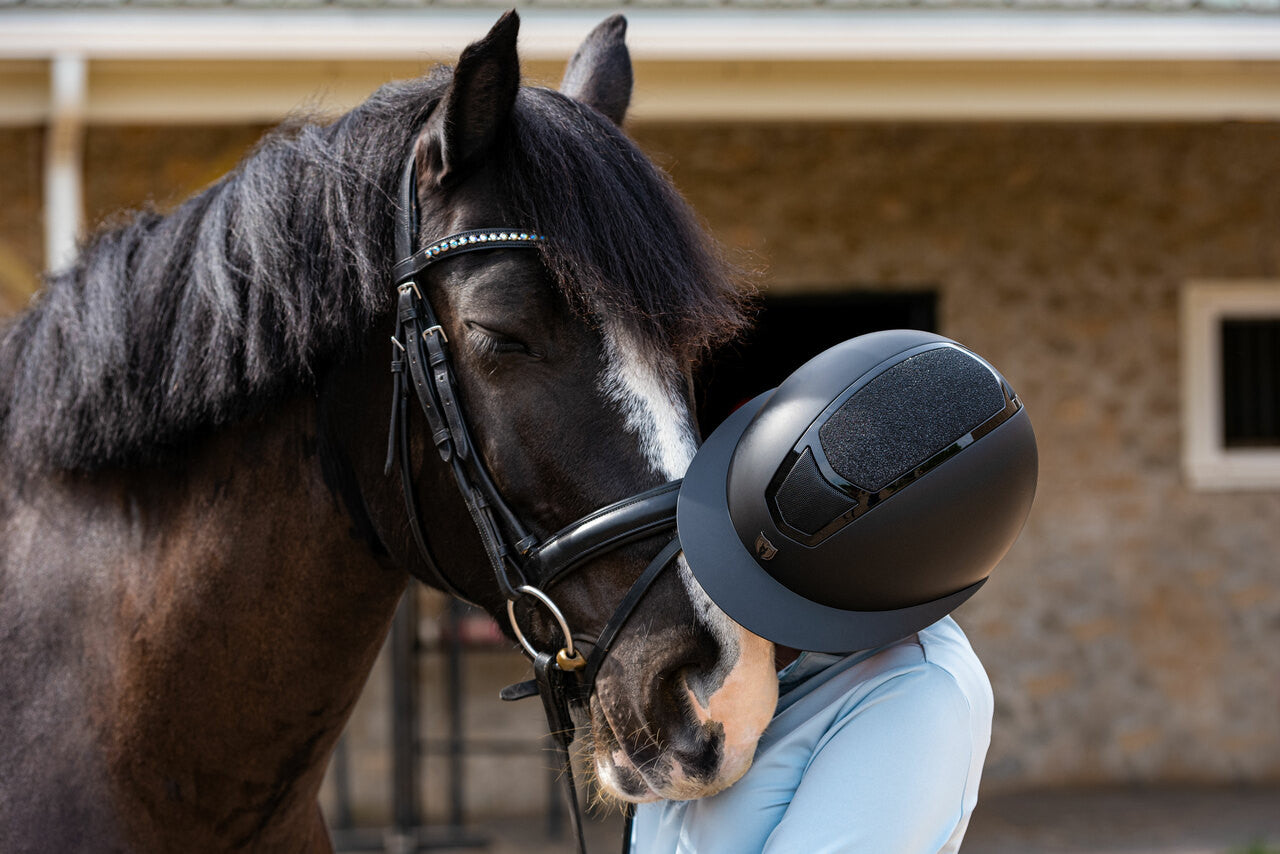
[386,152,685,851]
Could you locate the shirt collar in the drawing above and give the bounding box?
[777,651,845,696]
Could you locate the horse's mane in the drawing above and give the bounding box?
[0,70,748,473]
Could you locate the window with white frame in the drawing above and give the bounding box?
[1182,281,1280,490]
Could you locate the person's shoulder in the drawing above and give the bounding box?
[914,616,994,721]
[833,616,991,718]
[763,619,993,755]
[801,626,989,763]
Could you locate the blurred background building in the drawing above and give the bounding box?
[2,1,1278,850]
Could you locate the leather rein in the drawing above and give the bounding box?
[385,152,683,852]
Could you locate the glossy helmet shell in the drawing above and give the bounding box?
[678,330,1037,652]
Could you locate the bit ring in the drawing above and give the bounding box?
[507,585,576,662]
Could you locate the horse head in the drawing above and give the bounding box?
[335,12,779,803]
[0,10,782,846]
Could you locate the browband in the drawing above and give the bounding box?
[392,229,547,284]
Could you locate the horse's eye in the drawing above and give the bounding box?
[465,322,542,360]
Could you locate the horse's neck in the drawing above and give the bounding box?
[13,395,404,849]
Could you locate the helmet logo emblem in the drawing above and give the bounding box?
[754,533,778,561]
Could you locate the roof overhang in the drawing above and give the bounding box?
[3,8,1280,62]
[1,8,1279,123]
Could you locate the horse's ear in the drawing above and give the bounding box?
[560,14,632,126]
[418,10,521,186]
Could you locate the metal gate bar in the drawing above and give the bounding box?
[328,590,562,852]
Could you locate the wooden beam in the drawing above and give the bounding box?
[2,54,1279,127]
[629,60,1280,122]
[0,9,1278,63]
[44,54,86,273]
[0,61,51,126]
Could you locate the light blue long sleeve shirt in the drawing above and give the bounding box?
[629,616,993,854]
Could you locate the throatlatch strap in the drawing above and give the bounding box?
[385,340,405,476]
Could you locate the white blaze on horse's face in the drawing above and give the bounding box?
[599,322,698,480]
[597,321,778,801]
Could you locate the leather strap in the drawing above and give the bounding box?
[391,341,473,602]
[621,804,635,854]
[422,325,470,462]
[385,339,405,475]
[501,533,682,705]
[394,151,416,261]
[530,481,680,590]
[398,288,455,460]
[393,230,547,284]
[576,535,682,699]
[390,152,542,598]
[533,651,589,854]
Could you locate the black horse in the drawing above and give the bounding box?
[0,12,781,853]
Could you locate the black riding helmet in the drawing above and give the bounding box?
[678,329,1037,653]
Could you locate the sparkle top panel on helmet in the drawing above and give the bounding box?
[817,346,1008,492]
[764,344,1014,547]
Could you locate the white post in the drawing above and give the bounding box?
[44,53,87,274]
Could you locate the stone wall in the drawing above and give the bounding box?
[2,120,1278,817]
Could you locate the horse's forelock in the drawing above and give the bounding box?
[502,89,753,363]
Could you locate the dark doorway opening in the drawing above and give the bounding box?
[697,290,937,436]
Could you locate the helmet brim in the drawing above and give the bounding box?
[678,392,985,653]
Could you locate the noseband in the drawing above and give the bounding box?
[386,153,683,851]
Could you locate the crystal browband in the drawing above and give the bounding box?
[392,228,547,283]
[423,230,546,258]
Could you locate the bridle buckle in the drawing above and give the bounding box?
[556,648,586,672]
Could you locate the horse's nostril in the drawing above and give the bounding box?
[676,664,715,712]
[646,651,722,736]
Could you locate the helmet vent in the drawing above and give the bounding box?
[818,347,1007,492]
[773,448,856,536]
